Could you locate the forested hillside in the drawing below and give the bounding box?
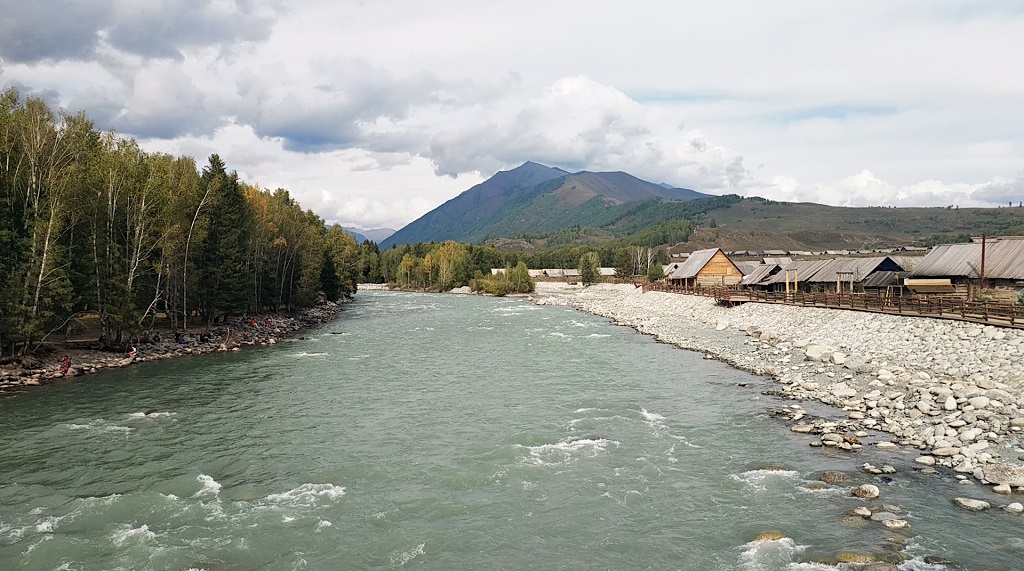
[0,88,360,356]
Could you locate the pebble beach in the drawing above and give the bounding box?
[532,282,1024,492]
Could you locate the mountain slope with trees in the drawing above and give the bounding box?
[381,162,710,247]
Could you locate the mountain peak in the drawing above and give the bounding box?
[381,163,711,247]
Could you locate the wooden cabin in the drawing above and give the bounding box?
[668,248,743,288]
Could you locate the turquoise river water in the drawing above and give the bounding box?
[2,291,1023,570]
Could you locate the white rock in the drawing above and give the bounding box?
[983,464,1024,487]
[852,484,880,499]
[953,497,990,511]
[969,396,990,409]
[944,396,958,411]
[1005,502,1024,513]
[993,484,1012,494]
[915,456,936,466]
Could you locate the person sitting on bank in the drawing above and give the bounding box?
[59,356,72,376]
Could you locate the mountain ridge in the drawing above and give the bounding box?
[381,162,708,247]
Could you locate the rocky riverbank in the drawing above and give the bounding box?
[533,282,1024,492]
[0,299,351,394]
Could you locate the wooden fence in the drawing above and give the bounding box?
[641,282,1024,329]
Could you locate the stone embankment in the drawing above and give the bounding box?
[0,299,350,393]
[533,282,1024,489]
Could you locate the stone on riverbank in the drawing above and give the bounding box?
[983,464,1024,487]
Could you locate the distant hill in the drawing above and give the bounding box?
[341,228,368,243]
[379,162,1024,251]
[697,198,1024,249]
[343,226,395,244]
[381,162,710,247]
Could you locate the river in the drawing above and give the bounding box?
[1,291,1021,570]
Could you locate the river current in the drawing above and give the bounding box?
[1,291,1022,570]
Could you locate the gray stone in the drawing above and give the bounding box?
[932,447,959,457]
[882,519,909,529]
[984,464,1024,487]
[953,497,990,511]
[852,484,880,499]
[805,345,829,362]
[969,396,991,409]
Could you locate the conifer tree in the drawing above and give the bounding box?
[197,155,252,323]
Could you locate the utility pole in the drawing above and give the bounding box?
[980,234,988,290]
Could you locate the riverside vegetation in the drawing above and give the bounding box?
[535,283,1024,505]
[0,87,362,362]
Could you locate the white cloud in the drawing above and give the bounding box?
[2,0,1023,228]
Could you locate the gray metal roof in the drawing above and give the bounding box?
[763,259,832,285]
[734,261,763,275]
[670,248,723,280]
[862,270,906,288]
[910,240,1024,280]
[763,257,904,285]
[741,264,780,286]
[804,257,903,283]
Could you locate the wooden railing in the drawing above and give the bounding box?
[642,283,1024,328]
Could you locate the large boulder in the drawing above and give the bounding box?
[805,345,830,362]
[983,463,1024,487]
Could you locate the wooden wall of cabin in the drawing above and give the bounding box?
[695,252,743,287]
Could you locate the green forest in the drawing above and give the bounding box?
[0,88,361,356]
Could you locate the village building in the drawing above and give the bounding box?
[908,238,1024,302]
[667,248,743,288]
[750,257,905,293]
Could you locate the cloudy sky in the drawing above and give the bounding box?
[2,1,1023,230]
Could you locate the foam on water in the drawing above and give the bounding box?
[264,483,346,506]
[289,352,328,358]
[34,516,59,533]
[522,437,618,466]
[315,518,332,532]
[390,542,425,567]
[586,333,611,338]
[128,411,176,419]
[194,474,222,498]
[730,469,802,492]
[61,420,134,434]
[736,536,809,570]
[111,523,156,546]
[639,407,666,426]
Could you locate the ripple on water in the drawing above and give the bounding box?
[520,437,619,466]
[729,469,802,493]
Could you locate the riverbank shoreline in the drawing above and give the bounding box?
[531,282,1024,491]
[0,299,351,395]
